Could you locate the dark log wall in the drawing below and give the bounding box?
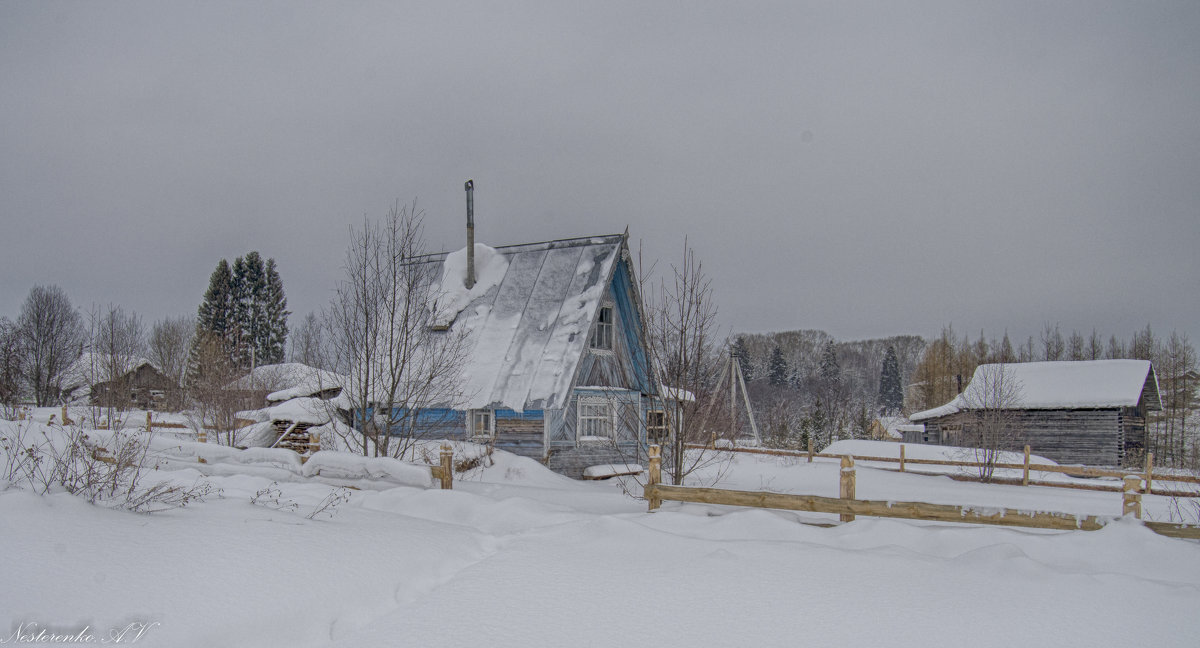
[921,408,1144,467]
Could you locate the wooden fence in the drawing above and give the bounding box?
[649,447,1200,540]
[686,442,1200,497]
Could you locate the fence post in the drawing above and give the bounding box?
[1122,475,1142,519]
[146,411,152,433]
[647,444,662,511]
[899,444,905,473]
[1022,445,1031,486]
[439,444,454,490]
[61,404,69,425]
[1144,452,1154,495]
[840,455,856,523]
[807,436,814,463]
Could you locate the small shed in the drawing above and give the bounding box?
[909,360,1161,467]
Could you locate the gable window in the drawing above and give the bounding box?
[590,305,614,351]
[578,399,614,441]
[469,410,494,439]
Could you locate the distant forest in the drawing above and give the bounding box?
[732,323,1197,468]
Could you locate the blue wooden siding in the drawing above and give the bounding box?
[610,259,655,395]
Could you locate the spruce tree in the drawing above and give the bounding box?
[192,252,288,374]
[261,258,289,364]
[819,340,840,384]
[877,345,903,415]
[196,259,234,344]
[768,346,788,387]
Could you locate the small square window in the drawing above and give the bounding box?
[578,399,614,441]
[470,410,493,438]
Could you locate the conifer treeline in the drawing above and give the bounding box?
[188,251,289,383]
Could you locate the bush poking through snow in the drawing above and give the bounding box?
[1,420,214,512]
[307,487,352,520]
[249,482,299,513]
[249,481,351,520]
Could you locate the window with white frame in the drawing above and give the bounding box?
[578,399,614,441]
[469,410,494,439]
[589,305,614,351]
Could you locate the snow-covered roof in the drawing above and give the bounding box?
[61,353,160,390]
[874,416,922,439]
[910,360,1160,421]
[226,363,345,401]
[422,234,628,411]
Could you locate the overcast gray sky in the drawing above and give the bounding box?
[2,1,1198,350]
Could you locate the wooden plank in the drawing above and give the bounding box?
[646,484,1107,531]
[685,443,1200,485]
[645,484,1200,539]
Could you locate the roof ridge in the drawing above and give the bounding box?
[408,234,624,264]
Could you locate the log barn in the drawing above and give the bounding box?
[907,360,1161,467]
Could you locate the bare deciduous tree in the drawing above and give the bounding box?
[642,239,726,485]
[87,304,146,427]
[149,316,195,403]
[17,285,85,406]
[325,201,469,459]
[959,363,1023,482]
[288,312,326,369]
[185,331,246,446]
[0,317,24,419]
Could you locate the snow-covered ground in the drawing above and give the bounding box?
[2,420,1198,647]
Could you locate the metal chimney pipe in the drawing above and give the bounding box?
[465,179,475,289]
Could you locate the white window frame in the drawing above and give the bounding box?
[589,304,614,352]
[577,398,614,442]
[469,409,494,439]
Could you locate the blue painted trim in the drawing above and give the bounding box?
[610,258,655,395]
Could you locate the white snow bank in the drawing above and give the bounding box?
[302,451,433,488]
[431,243,509,328]
[266,396,334,425]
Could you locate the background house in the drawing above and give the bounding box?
[61,354,181,411]
[908,360,1161,467]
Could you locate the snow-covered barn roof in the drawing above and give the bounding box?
[910,360,1161,421]
[422,234,630,411]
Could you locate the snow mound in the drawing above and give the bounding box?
[430,243,509,328]
[302,451,433,488]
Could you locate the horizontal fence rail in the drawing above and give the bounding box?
[685,443,1200,494]
[653,446,1200,540]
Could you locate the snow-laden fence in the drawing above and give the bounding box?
[142,435,455,490]
[687,442,1200,497]
[647,446,1200,539]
